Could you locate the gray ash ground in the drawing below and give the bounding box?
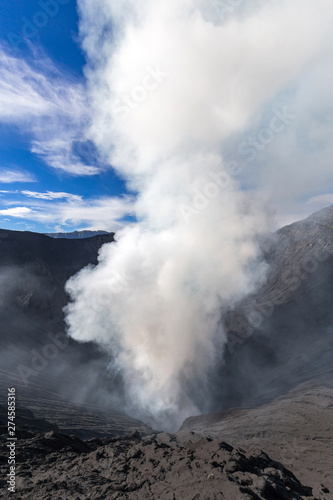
[0,424,321,499]
[1,380,332,499]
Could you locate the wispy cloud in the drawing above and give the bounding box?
[30,138,100,176]
[0,46,99,177]
[22,190,82,202]
[0,194,134,231]
[0,169,36,183]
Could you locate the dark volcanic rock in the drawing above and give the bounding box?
[0,404,58,438]
[0,428,319,500]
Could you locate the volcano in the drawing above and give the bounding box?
[1,207,333,499]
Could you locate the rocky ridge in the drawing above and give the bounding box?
[0,423,321,500]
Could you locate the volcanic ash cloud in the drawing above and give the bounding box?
[65,0,333,428]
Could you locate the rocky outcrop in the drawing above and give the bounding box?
[0,426,320,500]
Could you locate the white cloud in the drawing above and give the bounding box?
[22,190,83,202]
[0,207,34,217]
[0,170,36,183]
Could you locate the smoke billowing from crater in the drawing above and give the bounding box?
[65,0,333,429]
[66,193,268,428]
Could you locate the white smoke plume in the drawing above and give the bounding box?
[65,0,333,429]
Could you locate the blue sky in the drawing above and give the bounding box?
[0,0,133,233]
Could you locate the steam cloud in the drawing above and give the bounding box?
[65,0,333,429]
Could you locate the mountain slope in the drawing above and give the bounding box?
[0,228,114,339]
[0,229,140,436]
[198,206,333,415]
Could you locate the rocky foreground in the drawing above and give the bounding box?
[1,380,332,499]
[0,425,322,500]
